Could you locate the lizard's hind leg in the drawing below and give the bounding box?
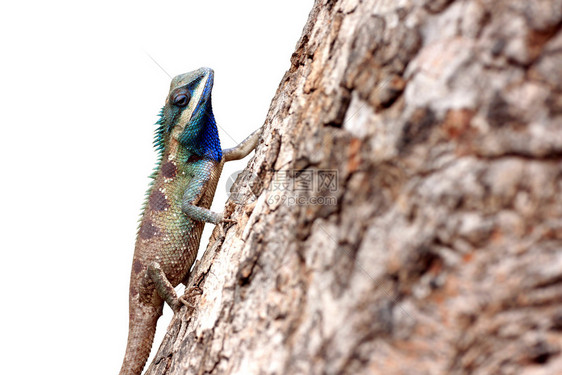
[147,262,183,313]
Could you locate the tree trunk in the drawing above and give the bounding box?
[145,0,562,374]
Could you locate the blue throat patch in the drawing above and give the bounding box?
[181,99,222,161]
[153,100,222,163]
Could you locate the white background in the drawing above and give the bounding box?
[0,1,312,374]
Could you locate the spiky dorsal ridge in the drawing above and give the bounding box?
[152,107,166,157]
[138,107,168,225]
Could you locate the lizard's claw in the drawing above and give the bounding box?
[215,212,237,238]
[178,295,194,309]
[179,286,203,308]
[216,211,236,225]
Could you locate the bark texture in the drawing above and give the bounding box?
[145,0,562,374]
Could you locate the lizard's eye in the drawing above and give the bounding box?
[173,92,190,107]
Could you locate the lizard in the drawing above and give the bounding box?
[119,67,261,375]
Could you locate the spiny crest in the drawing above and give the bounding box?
[153,107,167,157]
[138,107,168,223]
[150,106,168,180]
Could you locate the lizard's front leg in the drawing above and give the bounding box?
[223,127,262,162]
[181,198,223,224]
[182,191,234,237]
[180,158,229,224]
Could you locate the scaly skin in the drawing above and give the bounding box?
[120,68,261,375]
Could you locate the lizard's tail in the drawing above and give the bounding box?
[119,304,162,375]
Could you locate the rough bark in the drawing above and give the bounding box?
[145,0,562,374]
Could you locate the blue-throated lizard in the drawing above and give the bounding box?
[119,67,261,375]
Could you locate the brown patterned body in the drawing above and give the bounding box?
[120,149,224,375]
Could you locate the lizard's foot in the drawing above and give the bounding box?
[217,211,237,225]
[148,262,185,313]
[179,286,203,308]
[214,213,235,238]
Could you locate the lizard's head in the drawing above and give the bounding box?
[155,67,222,161]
